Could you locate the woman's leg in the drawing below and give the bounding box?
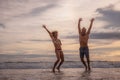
[52,50,60,72]
[57,51,64,72]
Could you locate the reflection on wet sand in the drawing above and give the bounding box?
[78,71,92,80]
[0,68,120,80]
[53,72,64,80]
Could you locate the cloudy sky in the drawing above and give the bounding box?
[0,0,120,61]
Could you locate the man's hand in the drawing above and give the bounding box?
[79,18,82,22]
[42,25,46,29]
[91,18,95,22]
[78,18,82,35]
[87,18,95,34]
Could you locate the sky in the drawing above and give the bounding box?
[0,0,120,61]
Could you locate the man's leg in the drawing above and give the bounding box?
[81,58,87,71]
[85,48,91,71]
[86,56,91,71]
[80,48,87,71]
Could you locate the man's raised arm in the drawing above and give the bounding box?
[87,18,95,34]
[78,18,82,35]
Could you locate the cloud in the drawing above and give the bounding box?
[62,32,120,40]
[0,23,5,29]
[96,4,120,30]
[91,32,120,39]
[28,39,51,42]
[15,39,51,43]
[14,3,57,18]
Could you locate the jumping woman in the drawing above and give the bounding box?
[43,25,64,73]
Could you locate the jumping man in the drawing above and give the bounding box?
[77,18,95,71]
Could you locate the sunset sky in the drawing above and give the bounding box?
[0,0,120,61]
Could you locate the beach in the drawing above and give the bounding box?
[0,54,120,80]
[1,0,120,80]
[0,68,120,80]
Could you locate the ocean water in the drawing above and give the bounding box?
[0,54,120,69]
[0,54,80,62]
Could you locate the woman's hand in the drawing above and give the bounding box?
[42,25,46,29]
[90,18,95,22]
[79,18,82,22]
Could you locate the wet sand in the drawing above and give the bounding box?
[0,68,120,80]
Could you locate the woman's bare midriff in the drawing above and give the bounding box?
[54,44,61,49]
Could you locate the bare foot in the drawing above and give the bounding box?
[85,67,87,72]
[88,67,91,71]
[56,67,60,72]
[52,68,55,73]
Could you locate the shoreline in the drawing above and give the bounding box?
[0,68,120,80]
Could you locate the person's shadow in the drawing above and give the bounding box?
[78,71,92,80]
